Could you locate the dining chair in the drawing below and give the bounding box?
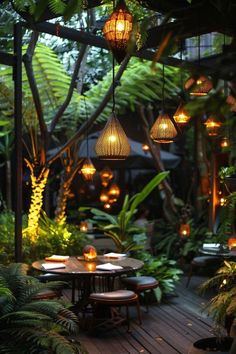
[186,256,223,287]
[38,273,76,303]
[121,276,159,312]
[89,289,142,332]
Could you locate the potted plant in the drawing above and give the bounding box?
[0,263,86,353]
[188,261,236,354]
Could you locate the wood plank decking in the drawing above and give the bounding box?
[63,275,217,354]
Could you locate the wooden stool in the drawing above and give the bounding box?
[186,256,222,287]
[122,276,159,312]
[38,273,76,303]
[89,289,141,332]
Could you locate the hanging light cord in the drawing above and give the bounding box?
[198,34,201,66]
[112,0,116,113]
[180,40,183,89]
[162,63,165,110]
[112,54,116,112]
[83,96,89,158]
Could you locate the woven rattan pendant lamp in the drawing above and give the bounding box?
[81,97,96,180]
[173,41,191,127]
[95,53,130,159]
[103,0,133,64]
[184,35,212,96]
[150,65,178,143]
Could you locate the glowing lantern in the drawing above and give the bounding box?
[150,112,178,144]
[228,237,236,250]
[100,190,109,203]
[179,223,190,237]
[80,221,88,232]
[108,183,120,200]
[220,197,226,206]
[173,101,191,126]
[100,167,113,187]
[104,203,111,210]
[95,112,130,160]
[142,144,150,152]
[221,137,229,148]
[80,158,96,181]
[184,74,213,96]
[83,245,97,261]
[204,117,222,136]
[103,0,133,63]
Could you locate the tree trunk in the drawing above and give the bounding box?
[54,175,71,225]
[27,167,49,242]
[5,159,12,210]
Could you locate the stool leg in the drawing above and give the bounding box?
[71,278,75,303]
[136,299,142,325]
[126,305,130,332]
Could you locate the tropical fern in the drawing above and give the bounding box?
[0,263,82,354]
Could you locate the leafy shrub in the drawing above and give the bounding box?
[0,210,88,264]
[133,249,183,302]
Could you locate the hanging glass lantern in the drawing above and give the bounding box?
[108,183,120,201]
[100,166,113,187]
[179,223,190,237]
[204,117,222,136]
[83,245,97,261]
[150,112,178,144]
[103,0,133,64]
[221,137,229,148]
[184,74,213,96]
[80,158,96,181]
[100,190,109,203]
[104,203,112,210]
[95,112,130,159]
[173,101,191,126]
[142,143,150,153]
[80,221,88,232]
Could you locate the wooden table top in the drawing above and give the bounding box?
[32,256,144,276]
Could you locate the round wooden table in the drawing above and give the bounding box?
[32,256,144,310]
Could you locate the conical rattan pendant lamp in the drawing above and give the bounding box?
[150,64,178,143]
[103,0,133,64]
[184,35,212,96]
[173,100,191,126]
[81,97,96,180]
[173,41,191,127]
[95,56,130,159]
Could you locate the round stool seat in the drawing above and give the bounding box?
[192,256,222,266]
[89,290,137,304]
[32,289,61,300]
[122,276,159,292]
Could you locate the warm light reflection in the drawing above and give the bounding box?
[108,183,120,199]
[100,167,113,187]
[220,197,226,206]
[108,135,117,143]
[84,262,97,272]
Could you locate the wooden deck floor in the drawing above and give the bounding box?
[63,275,216,354]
